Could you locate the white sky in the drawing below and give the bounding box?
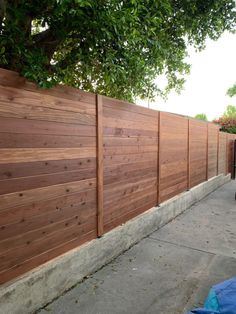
[137,31,236,121]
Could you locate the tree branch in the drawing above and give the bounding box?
[32,28,52,43]
[32,28,62,61]
[0,0,6,28]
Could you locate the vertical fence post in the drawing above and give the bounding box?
[187,119,190,190]
[96,94,104,237]
[217,128,220,175]
[157,111,161,205]
[225,134,228,175]
[232,138,236,179]
[206,123,209,181]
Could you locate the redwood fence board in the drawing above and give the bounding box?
[102,98,158,233]
[0,70,98,283]
[208,124,218,179]
[159,112,188,202]
[218,132,227,175]
[189,119,208,188]
[0,68,235,284]
[227,134,235,174]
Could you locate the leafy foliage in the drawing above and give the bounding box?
[194,113,208,121]
[227,84,236,97]
[213,105,236,133]
[223,105,236,119]
[1,1,236,101]
[213,117,236,134]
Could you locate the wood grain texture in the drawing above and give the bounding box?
[104,126,157,138]
[0,218,96,273]
[0,188,96,227]
[102,96,159,118]
[208,124,218,179]
[0,231,96,284]
[0,99,96,125]
[0,69,96,104]
[0,69,230,284]
[96,95,104,236]
[0,70,98,284]
[103,99,158,231]
[23,81,96,105]
[0,167,96,195]
[206,123,209,180]
[187,119,190,190]
[0,178,96,211]
[157,111,161,205]
[0,117,96,136]
[0,147,96,164]
[189,119,208,188]
[0,85,96,115]
[218,132,227,175]
[0,68,25,88]
[0,133,96,148]
[159,113,188,202]
[0,199,96,244]
[0,157,96,180]
[226,134,235,174]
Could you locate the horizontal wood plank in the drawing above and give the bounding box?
[0,230,96,284]
[189,120,207,188]
[0,100,96,125]
[0,188,96,227]
[0,133,96,148]
[0,117,96,136]
[0,218,97,273]
[0,200,96,245]
[0,178,96,211]
[0,167,96,195]
[104,126,158,138]
[103,96,159,118]
[0,147,96,164]
[0,157,96,180]
[0,85,96,115]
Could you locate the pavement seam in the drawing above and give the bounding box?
[148,236,217,256]
[148,237,236,259]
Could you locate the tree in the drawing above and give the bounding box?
[227,84,236,97]
[223,105,236,119]
[213,117,236,134]
[194,113,208,121]
[213,105,236,134]
[0,1,236,101]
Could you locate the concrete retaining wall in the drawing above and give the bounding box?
[0,174,231,314]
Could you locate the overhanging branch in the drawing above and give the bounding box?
[0,0,6,28]
[32,28,62,61]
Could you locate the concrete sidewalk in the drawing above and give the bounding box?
[38,180,236,314]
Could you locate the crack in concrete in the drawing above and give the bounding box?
[148,237,217,257]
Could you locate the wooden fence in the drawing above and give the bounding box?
[0,68,235,284]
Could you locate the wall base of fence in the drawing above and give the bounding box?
[0,174,231,314]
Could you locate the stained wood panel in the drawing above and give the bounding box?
[103,96,158,233]
[189,119,208,188]
[0,158,96,181]
[208,124,218,179]
[226,134,235,174]
[0,133,96,148]
[218,132,227,175]
[0,69,97,284]
[0,231,96,285]
[159,113,188,202]
[0,68,232,285]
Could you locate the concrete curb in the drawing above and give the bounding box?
[0,174,231,314]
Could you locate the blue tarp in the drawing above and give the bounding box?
[187,277,236,314]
